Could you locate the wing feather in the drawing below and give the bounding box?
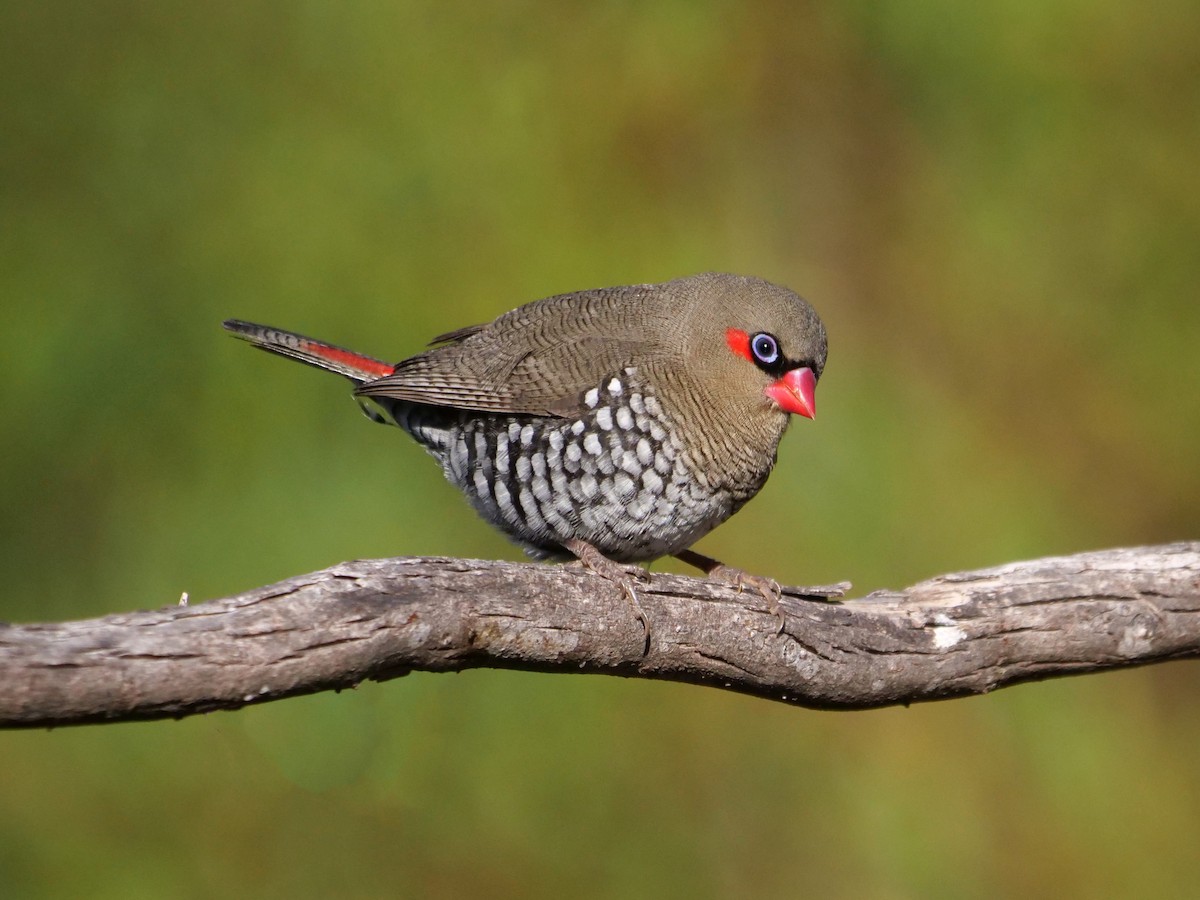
[355,284,670,417]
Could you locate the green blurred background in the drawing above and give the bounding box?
[2,2,1198,897]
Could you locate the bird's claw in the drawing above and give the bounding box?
[564,538,652,653]
[704,564,788,632]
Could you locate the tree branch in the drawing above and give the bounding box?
[2,543,1198,728]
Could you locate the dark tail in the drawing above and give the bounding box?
[222,320,395,384]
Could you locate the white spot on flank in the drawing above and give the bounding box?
[580,472,598,498]
[473,468,491,500]
[494,435,509,472]
[597,451,617,476]
[608,377,623,394]
[583,433,603,456]
[585,388,600,408]
[571,420,586,436]
[520,425,535,446]
[518,488,545,530]
[494,480,512,510]
[595,407,613,430]
[614,471,636,498]
[615,406,634,431]
[549,461,568,495]
[641,469,663,493]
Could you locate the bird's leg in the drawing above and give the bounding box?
[675,549,782,598]
[563,538,652,652]
[673,549,787,631]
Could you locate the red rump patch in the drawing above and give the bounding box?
[725,328,752,362]
[301,341,394,379]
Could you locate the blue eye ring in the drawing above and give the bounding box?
[750,332,780,365]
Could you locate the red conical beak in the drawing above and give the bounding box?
[764,367,816,419]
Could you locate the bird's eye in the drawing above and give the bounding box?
[750,332,780,366]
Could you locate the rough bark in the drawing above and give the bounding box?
[2,542,1197,728]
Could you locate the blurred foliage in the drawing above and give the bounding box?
[1,2,1198,897]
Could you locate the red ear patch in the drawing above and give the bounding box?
[725,328,752,362]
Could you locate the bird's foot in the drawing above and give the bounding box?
[673,549,785,629]
[563,538,652,653]
[719,568,790,632]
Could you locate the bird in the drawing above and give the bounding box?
[223,272,829,611]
